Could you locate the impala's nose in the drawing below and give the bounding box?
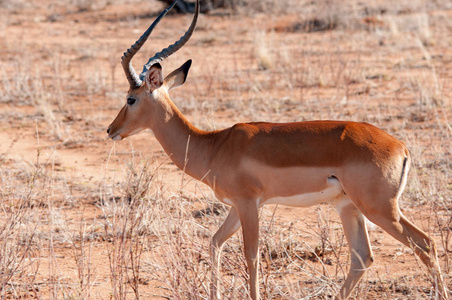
[107,128,110,134]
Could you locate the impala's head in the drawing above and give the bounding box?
[107,0,198,141]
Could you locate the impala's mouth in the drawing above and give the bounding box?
[111,134,123,141]
[108,131,123,141]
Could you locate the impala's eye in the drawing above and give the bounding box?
[127,98,136,105]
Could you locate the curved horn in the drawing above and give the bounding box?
[121,0,179,88]
[139,0,199,81]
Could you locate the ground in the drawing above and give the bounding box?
[0,0,451,299]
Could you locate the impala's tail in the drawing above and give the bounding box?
[396,149,411,202]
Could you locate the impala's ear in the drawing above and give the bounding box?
[163,60,192,91]
[145,63,163,91]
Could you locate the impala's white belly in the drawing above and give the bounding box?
[264,177,343,206]
[240,158,344,207]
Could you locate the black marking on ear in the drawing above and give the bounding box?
[151,63,162,70]
[180,59,192,84]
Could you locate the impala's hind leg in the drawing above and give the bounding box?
[367,210,449,299]
[346,184,448,297]
[341,153,448,298]
[334,196,373,300]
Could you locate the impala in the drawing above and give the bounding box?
[107,0,448,299]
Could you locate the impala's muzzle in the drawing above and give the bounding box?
[107,126,123,141]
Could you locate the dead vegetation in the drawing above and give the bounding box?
[0,0,450,299]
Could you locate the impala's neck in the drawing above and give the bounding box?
[148,91,212,182]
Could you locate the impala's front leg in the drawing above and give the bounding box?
[237,200,260,300]
[210,207,241,299]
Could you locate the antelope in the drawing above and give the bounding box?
[107,0,449,299]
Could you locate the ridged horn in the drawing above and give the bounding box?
[139,0,199,82]
[121,0,179,89]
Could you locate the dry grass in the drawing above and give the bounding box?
[0,0,450,299]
